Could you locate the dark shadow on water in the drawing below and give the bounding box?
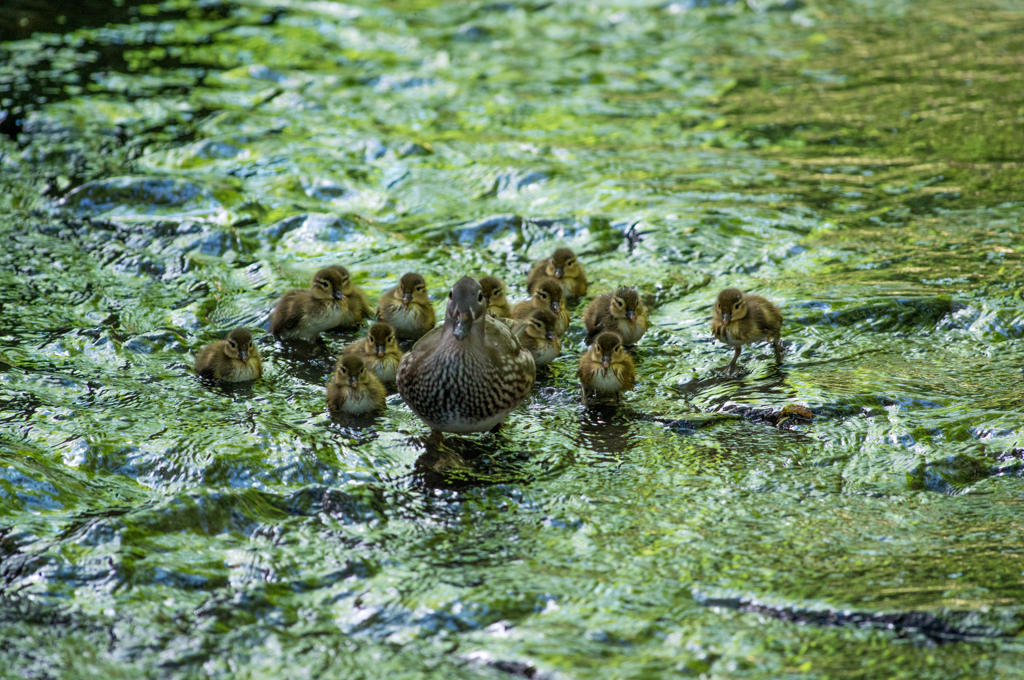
[411,433,534,491]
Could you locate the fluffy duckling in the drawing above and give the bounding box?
[195,328,263,382]
[527,247,587,303]
[327,355,387,415]
[269,268,350,342]
[479,276,512,318]
[343,322,403,383]
[578,331,635,405]
[511,277,569,335]
[711,288,783,375]
[397,277,536,441]
[326,264,373,329]
[513,307,561,367]
[376,272,436,341]
[583,287,649,345]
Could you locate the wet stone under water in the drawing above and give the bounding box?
[1,0,1023,678]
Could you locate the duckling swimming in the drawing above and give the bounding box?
[326,264,373,330]
[513,307,561,367]
[376,272,436,341]
[511,277,569,336]
[527,247,587,303]
[195,328,262,382]
[711,287,783,375]
[342,322,403,383]
[583,286,649,345]
[479,276,512,318]
[327,355,387,415]
[578,331,635,405]
[397,277,536,441]
[269,268,350,342]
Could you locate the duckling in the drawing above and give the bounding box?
[512,307,561,367]
[511,277,570,335]
[194,328,263,382]
[583,287,649,345]
[479,276,512,318]
[327,355,387,415]
[376,272,436,341]
[527,247,587,303]
[326,264,373,330]
[397,276,536,441]
[269,268,350,342]
[578,331,635,405]
[342,322,403,383]
[711,288,783,375]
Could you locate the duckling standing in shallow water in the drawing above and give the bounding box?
[376,273,436,341]
[397,277,536,441]
[527,247,587,303]
[343,322,403,383]
[583,286,649,345]
[513,307,561,367]
[327,355,387,415]
[269,268,350,342]
[511,277,569,335]
[326,265,373,330]
[578,331,635,405]
[479,276,512,319]
[195,328,262,382]
[711,288,783,375]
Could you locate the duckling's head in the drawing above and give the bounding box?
[327,264,356,294]
[523,308,558,342]
[479,276,507,308]
[312,268,348,302]
[399,273,428,307]
[545,248,581,280]
[335,355,369,389]
[224,328,256,363]
[445,276,486,340]
[367,322,397,357]
[591,331,625,370]
[610,287,641,321]
[532,278,564,314]
[715,288,746,324]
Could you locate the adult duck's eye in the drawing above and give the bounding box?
[478,293,484,303]
[448,291,453,299]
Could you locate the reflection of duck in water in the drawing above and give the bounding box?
[376,272,436,341]
[397,277,536,443]
[579,331,635,406]
[711,288,783,375]
[195,328,262,382]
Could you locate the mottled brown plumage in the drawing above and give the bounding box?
[397,277,536,440]
[578,331,635,405]
[527,247,587,303]
[195,328,262,382]
[269,268,350,342]
[583,287,649,345]
[479,276,512,318]
[326,264,373,329]
[711,288,783,375]
[327,355,386,415]
[342,322,403,383]
[511,277,569,335]
[376,272,436,341]
[512,307,561,367]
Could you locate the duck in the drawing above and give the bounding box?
[511,277,569,335]
[326,264,373,330]
[479,276,512,318]
[342,322,403,383]
[578,331,635,405]
[583,286,649,345]
[327,355,387,415]
[527,247,587,303]
[512,307,561,367]
[194,328,263,382]
[711,287,783,375]
[376,272,436,341]
[397,276,536,441]
[269,268,350,342]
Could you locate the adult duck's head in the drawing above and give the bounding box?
[445,276,486,340]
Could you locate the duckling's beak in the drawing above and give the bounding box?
[551,302,561,313]
[553,267,563,279]
[401,291,411,305]
[239,349,249,363]
[721,312,730,324]
[376,344,386,357]
[333,290,346,301]
[626,310,636,321]
[601,355,610,370]
[349,375,359,388]
[546,331,555,341]
[453,311,473,339]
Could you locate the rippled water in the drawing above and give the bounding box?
[1,0,1023,677]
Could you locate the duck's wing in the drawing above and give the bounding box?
[398,324,447,380]
[484,314,524,354]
